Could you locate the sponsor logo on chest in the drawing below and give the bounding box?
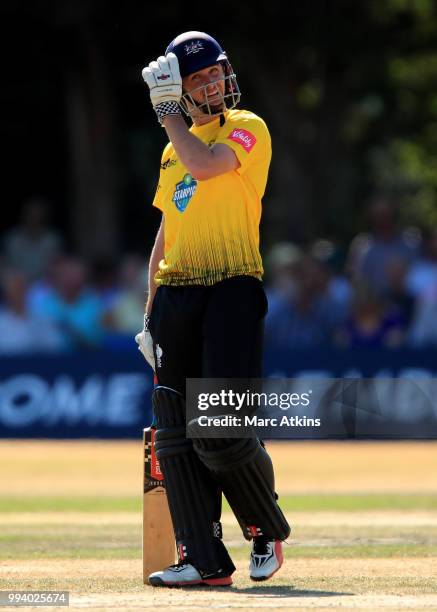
[172,173,198,212]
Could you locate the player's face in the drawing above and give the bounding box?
[183,63,226,113]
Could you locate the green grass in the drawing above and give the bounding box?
[1,521,437,561]
[0,496,139,513]
[0,524,142,560]
[2,536,436,561]
[1,493,436,564]
[279,493,437,512]
[2,493,437,513]
[297,542,437,558]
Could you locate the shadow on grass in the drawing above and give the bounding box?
[177,585,353,597]
[236,586,354,597]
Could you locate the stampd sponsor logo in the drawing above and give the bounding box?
[227,128,257,152]
[172,174,198,212]
[173,186,196,200]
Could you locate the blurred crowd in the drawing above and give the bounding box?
[265,197,437,351]
[1,196,437,355]
[0,198,148,354]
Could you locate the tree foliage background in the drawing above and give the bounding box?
[3,0,437,257]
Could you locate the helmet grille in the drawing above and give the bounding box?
[180,64,241,119]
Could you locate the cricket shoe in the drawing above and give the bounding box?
[148,561,233,587]
[249,537,283,581]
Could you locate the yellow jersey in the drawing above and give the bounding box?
[152,108,271,286]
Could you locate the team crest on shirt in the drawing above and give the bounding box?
[172,174,198,212]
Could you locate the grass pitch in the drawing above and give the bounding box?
[0,440,436,610]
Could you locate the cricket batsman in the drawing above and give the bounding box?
[136,31,291,587]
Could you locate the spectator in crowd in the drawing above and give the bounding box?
[405,230,437,347]
[101,254,148,349]
[27,253,65,313]
[0,269,64,354]
[347,195,418,297]
[310,239,352,322]
[385,256,416,327]
[265,243,346,349]
[30,256,104,349]
[3,197,63,280]
[406,229,437,299]
[408,281,437,347]
[90,254,121,313]
[106,254,148,334]
[335,284,407,348]
[264,241,303,306]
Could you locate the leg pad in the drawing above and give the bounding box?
[152,387,235,574]
[194,436,291,541]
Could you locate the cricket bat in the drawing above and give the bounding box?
[142,426,175,583]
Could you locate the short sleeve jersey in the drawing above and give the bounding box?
[153,108,271,286]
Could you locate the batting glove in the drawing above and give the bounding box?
[135,314,155,370]
[142,53,182,124]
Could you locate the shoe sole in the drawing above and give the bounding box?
[250,541,284,582]
[149,576,233,587]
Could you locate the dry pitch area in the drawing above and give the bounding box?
[0,440,436,610]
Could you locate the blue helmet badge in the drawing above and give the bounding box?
[166,31,227,78]
[172,174,198,212]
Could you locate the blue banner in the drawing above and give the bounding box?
[1,348,437,438]
[0,352,153,438]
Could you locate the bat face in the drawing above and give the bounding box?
[143,427,175,582]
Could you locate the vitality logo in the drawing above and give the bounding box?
[172,174,197,212]
[227,128,257,153]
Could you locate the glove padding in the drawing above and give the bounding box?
[142,53,182,107]
[135,314,155,371]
